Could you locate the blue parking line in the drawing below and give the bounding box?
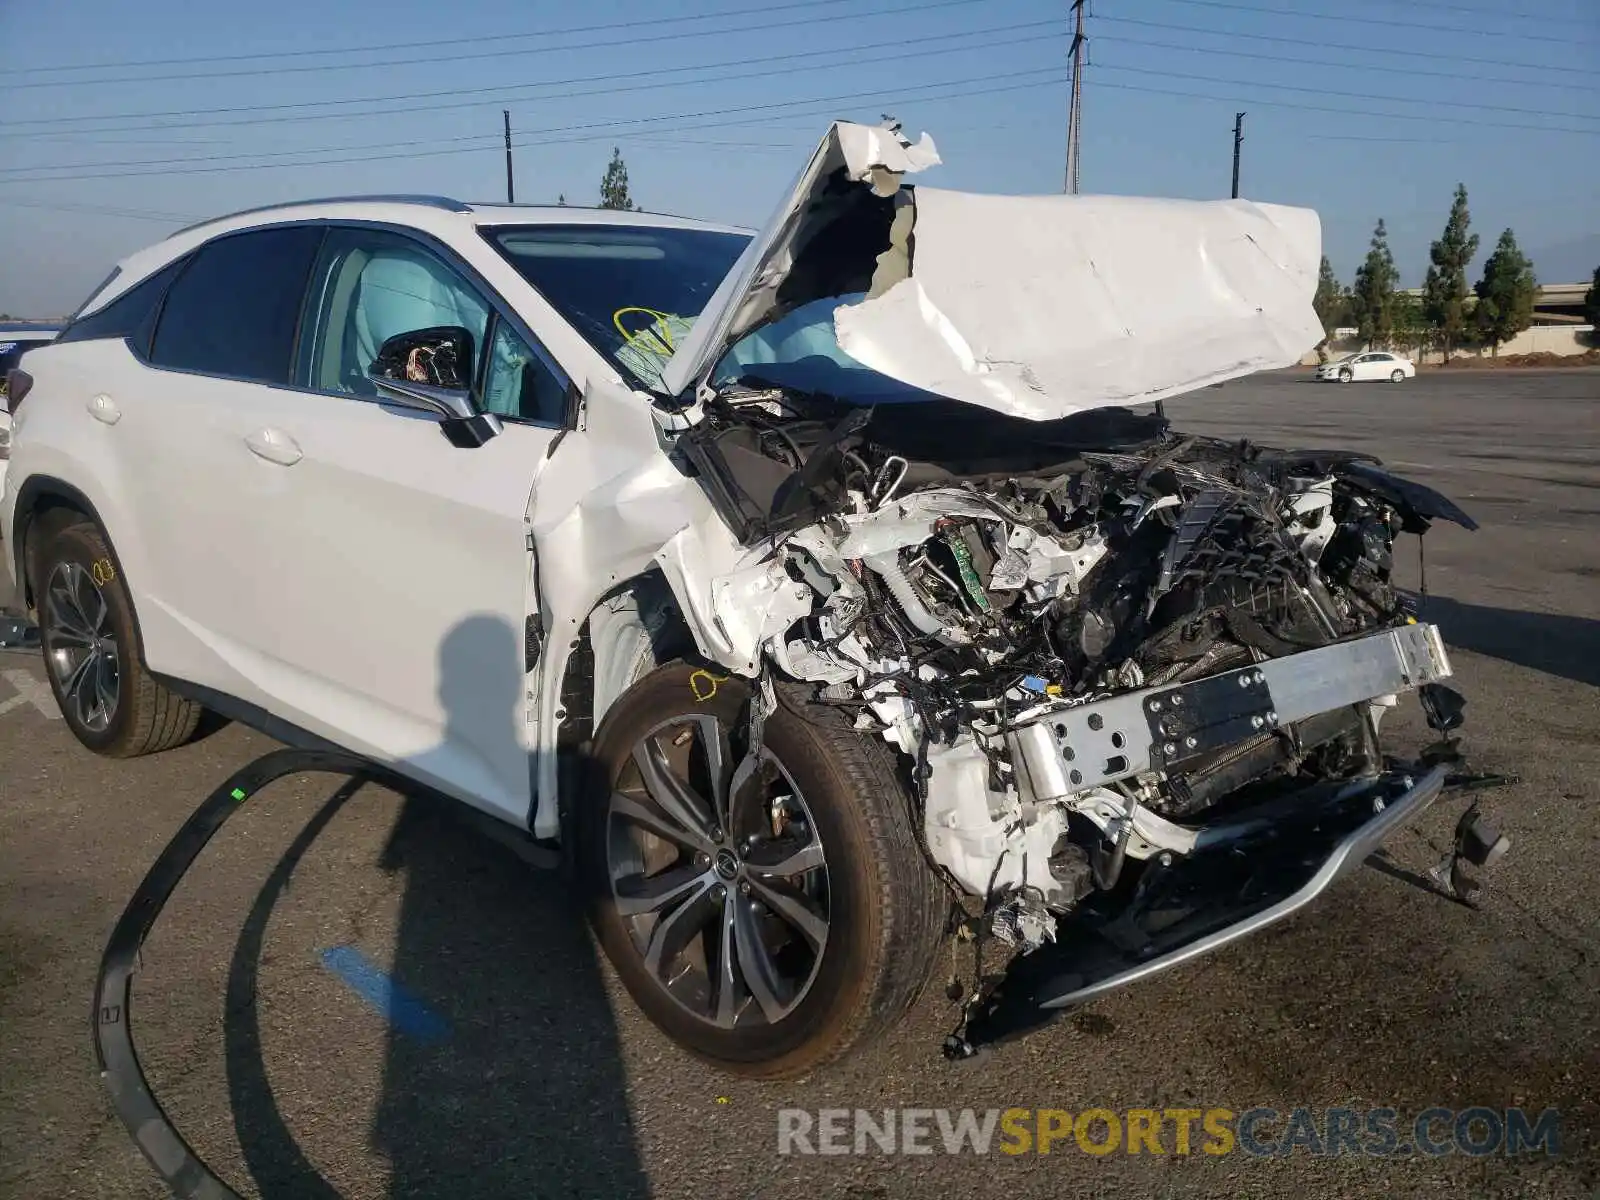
[319,945,450,1043]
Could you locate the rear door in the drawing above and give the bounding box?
[111,225,328,696]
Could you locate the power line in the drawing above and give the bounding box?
[0,19,1061,134]
[1096,13,1598,77]
[1099,32,1600,95]
[5,69,1593,204]
[1327,0,1579,25]
[49,134,230,146]
[6,0,1574,83]
[1161,0,1594,47]
[627,132,816,153]
[7,57,1599,195]
[4,15,1582,152]
[0,134,503,178]
[1100,13,1600,77]
[7,36,1598,191]
[0,196,200,222]
[1089,75,1600,136]
[0,0,877,75]
[0,70,1075,187]
[1099,62,1600,123]
[0,0,999,89]
[0,30,1059,166]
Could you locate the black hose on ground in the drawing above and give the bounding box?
[93,747,410,1200]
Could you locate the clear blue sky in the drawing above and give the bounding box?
[0,0,1595,317]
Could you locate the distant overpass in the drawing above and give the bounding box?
[1397,282,1591,325]
[1529,283,1591,324]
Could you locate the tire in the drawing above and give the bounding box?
[1390,369,1405,383]
[33,517,201,756]
[580,661,948,1079]
[1338,367,1353,383]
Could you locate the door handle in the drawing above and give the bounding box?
[87,393,121,425]
[244,427,303,466]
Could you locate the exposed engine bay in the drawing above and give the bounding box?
[673,383,1480,957]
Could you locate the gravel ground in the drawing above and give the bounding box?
[1,367,1596,1199]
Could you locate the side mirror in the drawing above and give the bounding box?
[366,326,500,446]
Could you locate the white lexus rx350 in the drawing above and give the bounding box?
[2,122,1481,1075]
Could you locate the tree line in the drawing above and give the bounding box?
[1312,185,1580,360]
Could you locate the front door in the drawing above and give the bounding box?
[126,223,570,825]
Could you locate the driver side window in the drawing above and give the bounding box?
[297,227,491,399]
[483,318,567,425]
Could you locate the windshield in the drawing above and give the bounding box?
[485,224,750,390]
[712,293,951,406]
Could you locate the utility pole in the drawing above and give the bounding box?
[1231,111,1245,199]
[1065,0,1087,194]
[503,109,515,204]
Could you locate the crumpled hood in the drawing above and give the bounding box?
[661,120,1325,420]
[658,120,941,401]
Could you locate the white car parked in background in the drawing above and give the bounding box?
[2,122,1477,1083]
[1316,349,1416,382]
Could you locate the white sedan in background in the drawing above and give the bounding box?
[1317,350,1416,383]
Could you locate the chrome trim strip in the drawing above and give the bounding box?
[1039,764,1450,1009]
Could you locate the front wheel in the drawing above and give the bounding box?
[580,662,948,1078]
[1338,367,1354,383]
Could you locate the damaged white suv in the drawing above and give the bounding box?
[3,122,1483,1076]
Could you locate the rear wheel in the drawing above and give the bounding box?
[1390,368,1405,383]
[34,517,201,756]
[581,662,947,1078]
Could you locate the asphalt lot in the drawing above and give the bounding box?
[1,367,1597,1199]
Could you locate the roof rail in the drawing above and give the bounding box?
[171,194,471,238]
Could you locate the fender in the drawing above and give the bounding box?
[524,380,710,839]
[522,379,782,840]
[6,475,154,670]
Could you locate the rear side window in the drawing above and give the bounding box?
[149,225,324,384]
[57,258,187,353]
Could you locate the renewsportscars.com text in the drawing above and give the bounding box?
[776,1106,1561,1158]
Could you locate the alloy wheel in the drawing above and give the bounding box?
[606,713,830,1030]
[43,560,121,732]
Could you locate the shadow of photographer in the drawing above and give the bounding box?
[221,614,648,1198]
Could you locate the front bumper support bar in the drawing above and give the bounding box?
[1008,622,1453,801]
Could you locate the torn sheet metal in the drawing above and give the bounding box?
[525,378,722,838]
[834,189,1325,420]
[657,120,940,400]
